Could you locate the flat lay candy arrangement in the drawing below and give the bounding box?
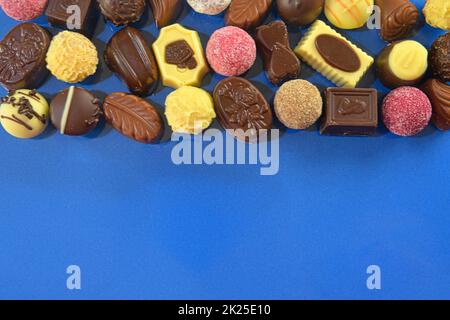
[0,0,448,143]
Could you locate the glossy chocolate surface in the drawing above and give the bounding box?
[98,0,146,26]
[375,0,419,42]
[46,0,99,37]
[315,34,361,72]
[321,88,378,136]
[104,27,159,96]
[225,0,273,30]
[213,77,273,142]
[149,0,184,28]
[255,21,300,85]
[422,79,450,131]
[0,23,51,92]
[276,0,324,26]
[103,92,163,143]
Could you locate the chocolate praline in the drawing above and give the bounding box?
[98,0,146,26]
[422,79,450,131]
[429,33,450,83]
[276,0,324,26]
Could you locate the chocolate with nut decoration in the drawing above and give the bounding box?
[429,33,450,83]
[375,0,419,42]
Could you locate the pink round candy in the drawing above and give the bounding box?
[0,0,47,21]
[206,26,256,77]
[382,87,432,137]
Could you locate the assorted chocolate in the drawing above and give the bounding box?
[104,27,159,96]
[0,2,448,141]
[45,0,99,37]
[0,23,50,92]
[103,92,163,143]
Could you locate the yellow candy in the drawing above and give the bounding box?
[389,40,428,81]
[153,24,209,89]
[325,0,374,29]
[46,31,99,83]
[423,0,450,30]
[165,86,216,134]
[0,90,49,139]
[294,20,374,88]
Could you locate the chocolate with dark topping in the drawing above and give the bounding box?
[429,33,450,83]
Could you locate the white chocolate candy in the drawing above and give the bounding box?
[187,0,231,15]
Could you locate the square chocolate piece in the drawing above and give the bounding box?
[45,0,98,37]
[321,88,378,136]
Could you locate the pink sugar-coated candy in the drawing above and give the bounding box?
[0,0,47,21]
[382,86,432,137]
[206,26,256,77]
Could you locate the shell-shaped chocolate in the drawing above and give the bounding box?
[422,79,450,131]
[378,0,419,42]
[104,27,159,96]
[225,0,273,30]
[0,23,50,91]
[98,0,146,26]
[213,77,273,142]
[149,0,184,28]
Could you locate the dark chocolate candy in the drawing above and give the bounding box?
[213,77,273,142]
[276,0,323,26]
[422,79,450,131]
[321,88,378,136]
[103,92,163,144]
[165,40,197,70]
[50,86,102,136]
[375,0,419,42]
[0,23,51,92]
[315,35,361,72]
[429,33,450,83]
[149,0,184,28]
[225,0,273,31]
[45,0,99,37]
[255,21,300,85]
[98,0,146,26]
[104,27,159,96]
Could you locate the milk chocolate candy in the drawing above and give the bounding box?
[0,23,51,92]
[422,79,450,131]
[149,0,184,28]
[255,21,301,85]
[104,27,159,96]
[375,0,419,42]
[321,88,378,136]
[103,92,163,143]
[225,0,273,31]
[276,0,324,26]
[98,0,146,26]
[50,86,102,136]
[45,0,99,37]
[376,40,428,89]
[213,77,273,142]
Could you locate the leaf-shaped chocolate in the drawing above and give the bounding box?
[149,0,184,28]
[103,92,163,144]
[225,0,273,30]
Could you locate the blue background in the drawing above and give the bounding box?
[0,0,449,299]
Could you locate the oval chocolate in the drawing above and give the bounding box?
[315,34,361,72]
[213,77,273,142]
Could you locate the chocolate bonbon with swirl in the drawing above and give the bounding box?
[375,0,419,42]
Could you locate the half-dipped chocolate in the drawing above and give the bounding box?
[376,40,428,89]
[0,23,51,91]
[50,86,101,136]
[104,27,159,96]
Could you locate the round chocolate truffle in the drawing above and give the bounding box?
[274,79,323,129]
[276,0,324,26]
[50,86,102,136]
[206,26,257,77]
[187,0,231,15]
[382,87,432,137]
[429,33,450,83]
